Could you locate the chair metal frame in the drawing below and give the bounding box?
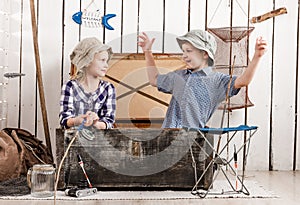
[188,125,258,198]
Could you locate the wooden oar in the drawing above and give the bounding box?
[29,0,52,159]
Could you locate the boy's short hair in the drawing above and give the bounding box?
[176,30,217,66]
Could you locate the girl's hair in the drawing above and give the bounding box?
[70,63,86,81]
[70,50,111,81]
[69,37,112,80]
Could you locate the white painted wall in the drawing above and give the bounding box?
[4,0,299,170]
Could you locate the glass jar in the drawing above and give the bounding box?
[27,164,55,198]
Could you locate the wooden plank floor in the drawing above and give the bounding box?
[1,171,299,205]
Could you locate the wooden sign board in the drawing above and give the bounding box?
[104,53,185,125]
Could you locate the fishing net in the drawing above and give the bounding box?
[0,176,30,196]
[208,26,254,43]
[208,26,255,110]
[0,128,53,196]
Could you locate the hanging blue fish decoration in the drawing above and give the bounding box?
[72,11,116,30]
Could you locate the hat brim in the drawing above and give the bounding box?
[72,44,113,69]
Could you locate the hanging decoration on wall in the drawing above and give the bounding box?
[72,0,116,30]
[72,11,116,30]
[250,7,287,24]
[3,73,25,78]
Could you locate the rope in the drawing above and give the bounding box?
[23,142,47,165]
[235,0,249,19]
[207,0,223,27]
[54,119,88,205]
[208,0,254,28]
[85,0,100,11]
[54,131,78,205]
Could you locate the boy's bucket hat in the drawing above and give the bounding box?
[176,30,217,66]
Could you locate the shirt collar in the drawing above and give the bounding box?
[186,67,213,76]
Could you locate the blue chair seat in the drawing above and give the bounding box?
[199,125,258,135]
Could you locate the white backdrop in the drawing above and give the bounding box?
[4,0,299,170]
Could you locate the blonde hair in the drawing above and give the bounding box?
[70,63,86,81]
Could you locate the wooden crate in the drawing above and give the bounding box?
[56,128,213,190]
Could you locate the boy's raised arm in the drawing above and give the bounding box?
[138,32,159,87]
[234,37,267,89]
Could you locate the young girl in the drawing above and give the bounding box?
[138,30,267,128]
[59,37,116,129]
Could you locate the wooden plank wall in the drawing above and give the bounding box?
[3,0,299,171]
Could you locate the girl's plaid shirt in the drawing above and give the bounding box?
[59,80,116,129]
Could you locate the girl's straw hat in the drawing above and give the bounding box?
[70,37,112,69]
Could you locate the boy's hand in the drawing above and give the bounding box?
[138,32,155,52]
[254,36,267,58]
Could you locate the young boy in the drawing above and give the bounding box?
[59,37,116,129]
[138,30,267,128]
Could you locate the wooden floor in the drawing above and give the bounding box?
[1,171,300,205]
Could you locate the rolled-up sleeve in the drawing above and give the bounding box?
[98,83,116,129]
[216,73,240,102]
[59,81,75,128]
[226,75,240,97]
[157,72,176,94]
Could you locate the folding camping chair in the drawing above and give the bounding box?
[189,125,258,198]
